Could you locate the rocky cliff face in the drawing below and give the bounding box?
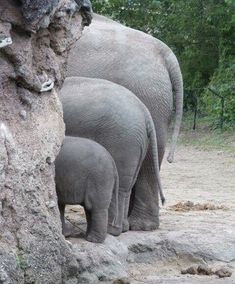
[0,1,89,283]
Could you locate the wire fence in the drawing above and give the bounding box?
[184,88,227,131]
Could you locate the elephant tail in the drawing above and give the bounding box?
[147,114,165,205]
[165,51,184,163]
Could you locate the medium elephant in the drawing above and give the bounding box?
[60,77,165,231]
[55,136,120,243]
[67,13,184,165]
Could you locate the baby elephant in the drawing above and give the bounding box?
[55,136,120,243]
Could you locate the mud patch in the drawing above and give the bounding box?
[168,201,228,212]
[181,264,232,278]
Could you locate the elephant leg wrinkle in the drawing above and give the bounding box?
[128,192,160,231]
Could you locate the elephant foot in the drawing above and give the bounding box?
[86,232,106,243]
[122,219,129,232]
[62,220,85,238]
[107,225,122,236]
[128,216,159,231]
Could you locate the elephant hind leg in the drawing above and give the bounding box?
[128,155,160,231]
[59,203,84,238]
[129,201,159,231]
[128,191,159,231]
[58,203,68,236]
[85,208,92,235]
[107,224,122,236]
[122,194,131,232]
[118,147,144,232]
[86,209,108,243]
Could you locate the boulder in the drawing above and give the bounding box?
[0,0,91,282]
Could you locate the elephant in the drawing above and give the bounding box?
[55,136,121,243]
[60,77,165,232]
[67,13,184,165]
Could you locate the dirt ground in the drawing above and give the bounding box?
[66,144,235,283]
[127,144,235,283]
[161,144,235,208]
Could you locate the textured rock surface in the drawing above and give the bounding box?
[66,146,235,283]
[0,0,91,32]
[72,236,129,283]
[0,1,88,283]
[65,228,235,283]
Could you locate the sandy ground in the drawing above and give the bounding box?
[162,145,235,207]
[66,145,235,283]
[160,144,235,235]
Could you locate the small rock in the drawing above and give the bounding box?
[215,267,232,278]
[197,264,213,275]
[112,278,131,284]
[19,110,27,120]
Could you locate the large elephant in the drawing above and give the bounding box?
[67,13,184,165]
[55,136,120,243]
[60,77,164,231]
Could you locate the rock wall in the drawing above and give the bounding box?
[0,1,90,283]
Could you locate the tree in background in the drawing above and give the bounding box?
[92,0,235,129]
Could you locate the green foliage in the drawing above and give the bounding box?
[203,56,235,127]
[92,0,161,30]
[92,0,235,129]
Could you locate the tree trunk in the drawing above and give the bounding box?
[0,1,89,282]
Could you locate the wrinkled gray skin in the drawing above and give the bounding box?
[67,14,183,165]
[60,77,164,232]
[66,14,183,230]
[55,136,120,243]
